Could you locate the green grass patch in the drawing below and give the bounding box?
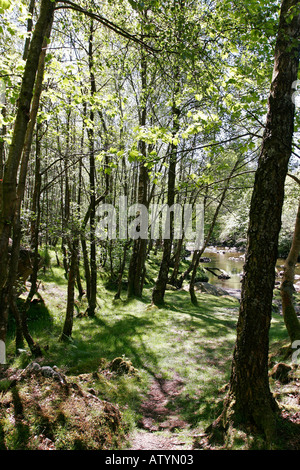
[4,251,293,449]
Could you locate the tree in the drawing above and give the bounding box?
[280,192,300,344]
[0,0,56,363]
[209,0,300,444]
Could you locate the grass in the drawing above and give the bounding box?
[3,250,297,450]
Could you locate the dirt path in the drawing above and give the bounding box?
[127,373,195,450]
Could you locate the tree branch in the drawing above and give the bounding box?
[56,0,159,53]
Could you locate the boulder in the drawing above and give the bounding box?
[24,362,67,384]
[166,284,178,291]
[108,357,138,376]
[194,282,230,297]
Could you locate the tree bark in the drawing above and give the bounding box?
[210,0,300,444]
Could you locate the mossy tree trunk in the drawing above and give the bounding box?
[209,0,300,444]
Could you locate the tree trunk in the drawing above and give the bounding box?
[60,242,77,341]
[86,20,97,317]
[23,0,36,61]
[0,0,55,288]
[189,160,240,305]
[127,22,149,299]
[280,198,300,343]
[76,156,84,298]
[0,94,6,213]
[152,104,180,306]
[115,241,131,300]
[0,0,55,362]
[21,123,43,357]
[210,0,300,445]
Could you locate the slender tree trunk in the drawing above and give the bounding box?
[0,94,6,213]
[190,160,239,305]
[168,157,188,287]
[152,103,180,306]
[21,123,43,357]
[1,10,53,360]
[168,236,184,286]
[210,0,300,444]
[86,20,97,316]
[76,154,84,298]
[0,0,55,363]
[280,198,300,343]
[0,0,55,288]
[23,0,36,61]
[127,23,149,299]
[115,240,131,300]
[60,241,77,341]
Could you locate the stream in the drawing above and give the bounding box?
[192,246,300,294]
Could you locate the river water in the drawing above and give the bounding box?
[197,247,300,293]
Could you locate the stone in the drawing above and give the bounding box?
[194,282,230,297]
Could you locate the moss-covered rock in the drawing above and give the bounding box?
[108,357,138,376]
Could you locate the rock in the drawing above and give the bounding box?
[41,366,55,378]
[269,362,293,384]
[194,282,230,296]
[217,273,230,280]
[166,284,177,291]
[25,362,41,373]
[24,362,66,384]
[199,257,211,263]
[108,357,138,376]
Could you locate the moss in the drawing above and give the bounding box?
[108,357,139,376]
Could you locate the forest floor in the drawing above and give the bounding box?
[1,258,300,450]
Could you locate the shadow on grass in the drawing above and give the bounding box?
[7,297,54,342]
[47,288,240,427]
[63,313,161,379]
[38,267,68,287]
[11,386,30,449]
[276,414,300,450]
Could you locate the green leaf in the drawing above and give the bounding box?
[0,0,10,10]
[128,150,140,162]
